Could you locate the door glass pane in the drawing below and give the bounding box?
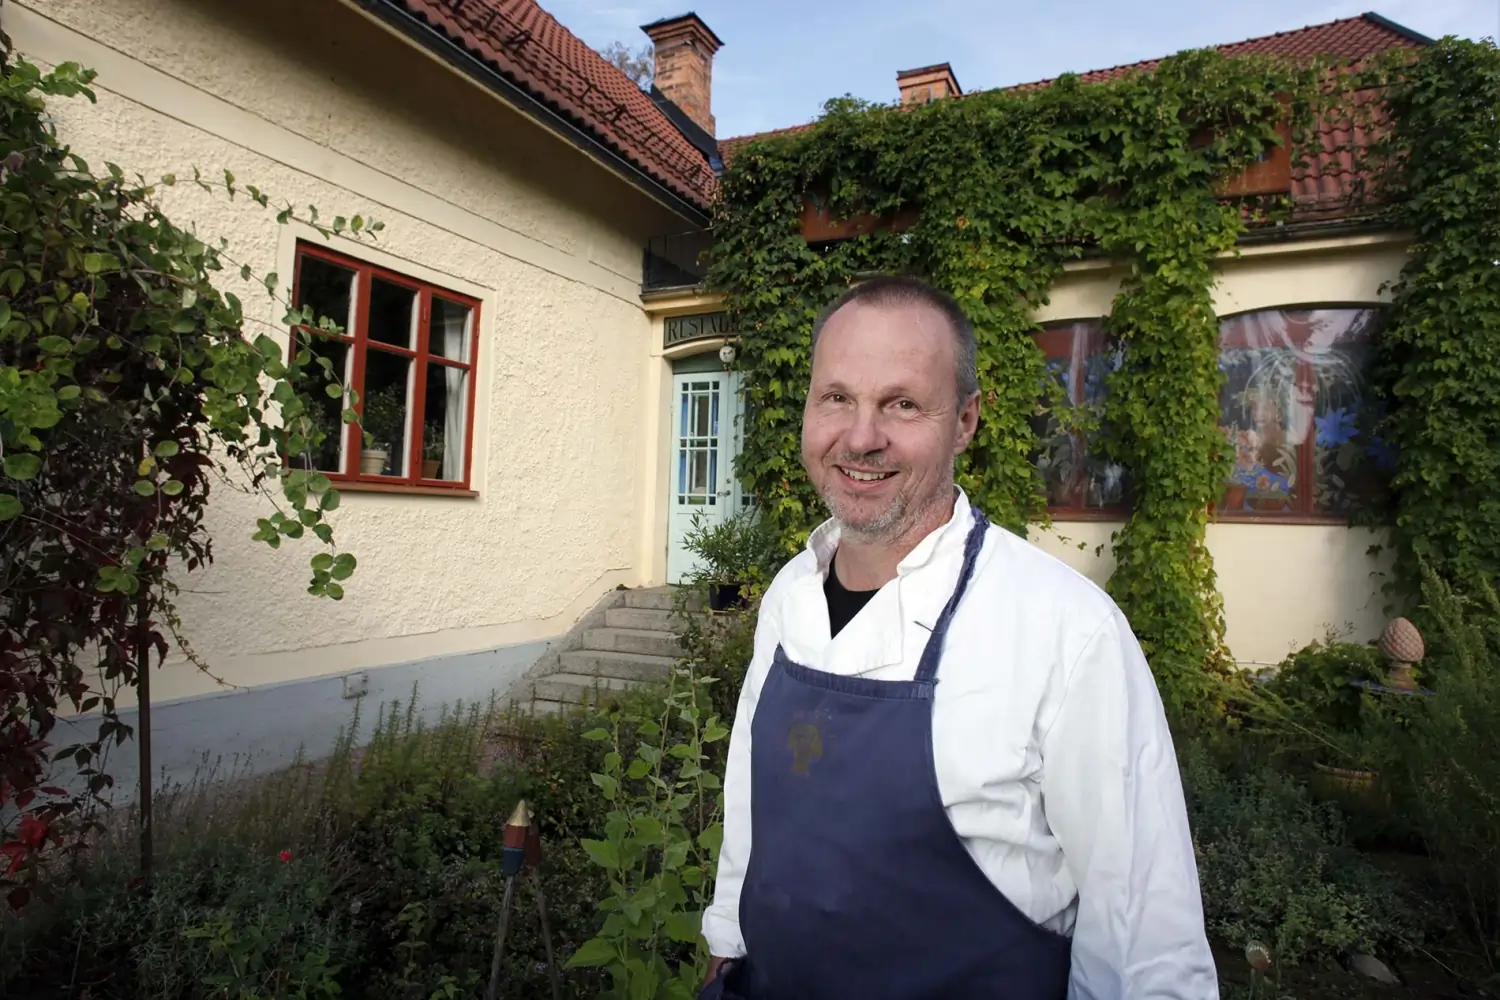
[297,255,355,335]
[677,379,720,506]
[361,350,411,477]
[422,361,468,481]
[296,335,349,474]
[368,277,417,349]
[431,297,472,362]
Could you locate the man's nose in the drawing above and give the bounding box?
[840,403,887,456]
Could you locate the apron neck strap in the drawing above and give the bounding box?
[913,507,990,685]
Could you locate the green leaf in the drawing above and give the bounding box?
[37,335,71,354]
[320,489,340,511]
[160,479,184,496]
[626,758,652,780]
[311,553,334,572]
[566,937,617,969]
[169,314,196,334]
[3,454,41,480]
[581,728,610,741]
[590,773,619,799]
[313,523,334,543]
[0,300,10,326]
[580,838,621,870]
[83,252,108,274]
[326,581,344,600]
[133,480,156,497]
[0,494,22,520]
[154,440,180,458]
[330,552,356,580]
[56,384,81,401]
[663,911,701,944]
[324,382,343,399]
[147,533,170,551]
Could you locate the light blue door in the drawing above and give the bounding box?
[667,370,745,583]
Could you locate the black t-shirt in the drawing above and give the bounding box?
[824,550,880,638]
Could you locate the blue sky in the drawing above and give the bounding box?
[542,0,1499,139]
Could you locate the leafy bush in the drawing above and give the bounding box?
[1179,740,1420,966]
[1377,567,1500,971]
[681,507,777,588]
[566,662,729,1000]
[1262,634,1387,737]
[0,40,375,897]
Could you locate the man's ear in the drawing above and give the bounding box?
[954,391,980,454]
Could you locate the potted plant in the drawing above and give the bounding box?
[358,384,405,476]
[1255,634,1391,809]
[421,419,445,479]
[683,506,770,612]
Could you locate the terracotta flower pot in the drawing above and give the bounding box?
[422,458,441,479]
[360,449,389,475]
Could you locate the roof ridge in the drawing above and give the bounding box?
[720,10,1426,150]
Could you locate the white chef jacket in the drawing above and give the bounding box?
[702,488,1219,999]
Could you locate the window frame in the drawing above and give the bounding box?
[289,241,482,496]
[1031,319,1131,521]
[1214,302,1386,525]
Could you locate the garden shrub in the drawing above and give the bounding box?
[1376,567,1500,972]
[1179,740,1421,967]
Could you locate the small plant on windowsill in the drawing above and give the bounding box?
[420,420,445,480]
[358,384,405,475]
[683,507,771,612]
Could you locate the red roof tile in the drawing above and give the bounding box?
[720,11,1426,218]
[393,0,716,211]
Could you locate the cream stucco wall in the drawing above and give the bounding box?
[7,0,694,702]
[642,234,1410,667]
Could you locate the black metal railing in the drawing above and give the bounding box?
[643,229,714,291]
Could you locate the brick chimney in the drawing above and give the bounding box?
[897,63,962,106]
[642,13,723,136]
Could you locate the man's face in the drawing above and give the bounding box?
[801,300,979,543]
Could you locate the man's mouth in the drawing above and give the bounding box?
[838,467,896,483]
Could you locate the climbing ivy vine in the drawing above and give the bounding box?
[1367,38,1500,610]
[706,44,1454,727]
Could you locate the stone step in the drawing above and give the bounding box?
[583,626,683,658]
[622,587,703,612]
[532,672,636,705]
[605,606,705,631]
[559,649,676,682]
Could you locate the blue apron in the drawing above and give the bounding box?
[701,510,1071,1000]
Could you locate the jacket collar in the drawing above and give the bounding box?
[788,486,978,676]
[805,485,974,578]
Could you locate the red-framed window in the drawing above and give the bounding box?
[1029,319,1131,518]
[1216,305,1390,521]
[289,242,480,492]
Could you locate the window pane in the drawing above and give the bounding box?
[1307,310,1388,515]
[297,255,355,336]
[361,350,412,477]
[368,277,417,349]
[422,361,469,481]
[431,297,472,362]
[1030,321,1128,509]
[1218,310,1310,513]
[1218,347,1301,512]
[296,336,349,475]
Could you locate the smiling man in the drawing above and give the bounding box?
[698,275,1218,1000]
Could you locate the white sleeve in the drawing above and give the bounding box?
[1041,610,1220,1000]
[700,596,780,958]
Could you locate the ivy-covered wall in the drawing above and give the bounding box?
[707,39,1500,726]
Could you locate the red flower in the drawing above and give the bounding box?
[279,849,292,863]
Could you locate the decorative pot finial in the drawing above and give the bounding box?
[1377,617,1424,691]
